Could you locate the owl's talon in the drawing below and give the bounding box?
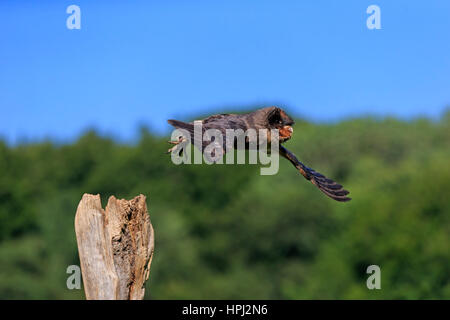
[166,137,187,154]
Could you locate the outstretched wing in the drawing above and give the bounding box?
[279,145,351,202]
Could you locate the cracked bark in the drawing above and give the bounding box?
[75,194,154,300]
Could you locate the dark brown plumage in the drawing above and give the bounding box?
[168,106,351,202]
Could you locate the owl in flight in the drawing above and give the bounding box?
[167,106,351,202]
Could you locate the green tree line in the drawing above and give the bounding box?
[0,111,449,299]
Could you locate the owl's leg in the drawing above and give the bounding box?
[167,136,187,154]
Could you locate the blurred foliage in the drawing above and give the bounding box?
[0,111,449,299]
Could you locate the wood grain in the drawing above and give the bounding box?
[75,193,154,300]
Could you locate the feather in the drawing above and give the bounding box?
[279,145,351,202]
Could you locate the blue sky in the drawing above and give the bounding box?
[1,0,449,144]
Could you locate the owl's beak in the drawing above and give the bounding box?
[284,125,293,133]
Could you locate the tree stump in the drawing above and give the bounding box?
[74,194,155,300]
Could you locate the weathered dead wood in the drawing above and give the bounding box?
[75,193,154,300]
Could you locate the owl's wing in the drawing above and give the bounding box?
[279,145,351,202]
